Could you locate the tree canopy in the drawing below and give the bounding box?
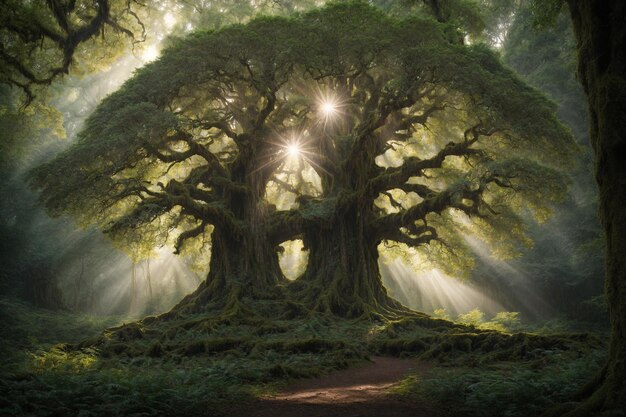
[0,0,151,103]
[31,1,577,316]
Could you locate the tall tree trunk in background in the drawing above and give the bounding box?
[144,259,153,302]
[565,0,626,414]
[73,256,85,311]
[129,262,137,314]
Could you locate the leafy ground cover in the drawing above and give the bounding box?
[0,297,606,417]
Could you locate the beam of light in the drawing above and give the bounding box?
[464,236,556,319]
[318,96,341,123]
[262,128,324,210]
[141,45,160,63]
[56,243,203,317]
[275,133,332,177]
[310,88,345,129]
[164,12,177,28]
[20,7,195,319]
[251,131,317,178]
[247,133,306,177]
[281,134,308,160]
[379,258,507,317]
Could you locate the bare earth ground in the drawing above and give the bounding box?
[221,357,442,417]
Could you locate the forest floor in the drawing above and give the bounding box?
[0,297,609,417]
[225,356,440,417]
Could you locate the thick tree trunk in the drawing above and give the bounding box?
[564,0,626,414]
[171,225,284,315]
[294,202,405,318]
[167,141,287,316]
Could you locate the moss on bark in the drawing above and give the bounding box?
[556,0,626,414]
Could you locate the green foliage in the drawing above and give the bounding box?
[0,361,259,417]
[0,297,123,371]
[528,0,565,30]
[457,308,486,326]
[0,0,145,103]
[503,8,586,140]
[30,346,99,373]
[395,348,605,417]
[0,295,607,416]
[432,308,450,320]
[29,2,577,292]
[0,299,371,416]
[491,311,522,332]
[455,309,522,333]
[0,95,65,171]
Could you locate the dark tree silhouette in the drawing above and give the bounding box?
[533,0,626,415]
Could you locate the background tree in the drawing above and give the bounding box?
[458,4,605,322]
[0,0,150,104]
[0,85,68,307]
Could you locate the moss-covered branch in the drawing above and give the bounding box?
[366,133,482,198]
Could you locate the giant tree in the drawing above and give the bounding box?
[32,2,576,319]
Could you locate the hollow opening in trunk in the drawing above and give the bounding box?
[278,239,309,281]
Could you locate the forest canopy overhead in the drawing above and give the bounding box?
[31,1,577,317]
[0,0,148,104]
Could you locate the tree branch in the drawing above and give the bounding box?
[1,0,143,103]
[174,220,209,254]
[373,180,484,237]
[366,121,501,199]
[380,225,438,248]
[267,209,306,245]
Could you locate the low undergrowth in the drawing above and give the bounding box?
[0,297,607,417]
[0,298,123,373]
[394,349,606,417]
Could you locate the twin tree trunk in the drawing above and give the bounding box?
[170,119,404,318]
[565,0,626,414]
[295,199,404,318]
[172,194,404,318]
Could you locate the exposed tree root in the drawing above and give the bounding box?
[77,295,603,377]
[290,271,412,321]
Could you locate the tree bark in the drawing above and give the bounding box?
[170,225,284,315]
[294,200,405,318]
[169,145,285,316]
[564,0,626,414]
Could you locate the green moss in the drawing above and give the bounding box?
[146,342,163,358]
[108,323,144,341]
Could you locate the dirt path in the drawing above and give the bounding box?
[224,357,441,417]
